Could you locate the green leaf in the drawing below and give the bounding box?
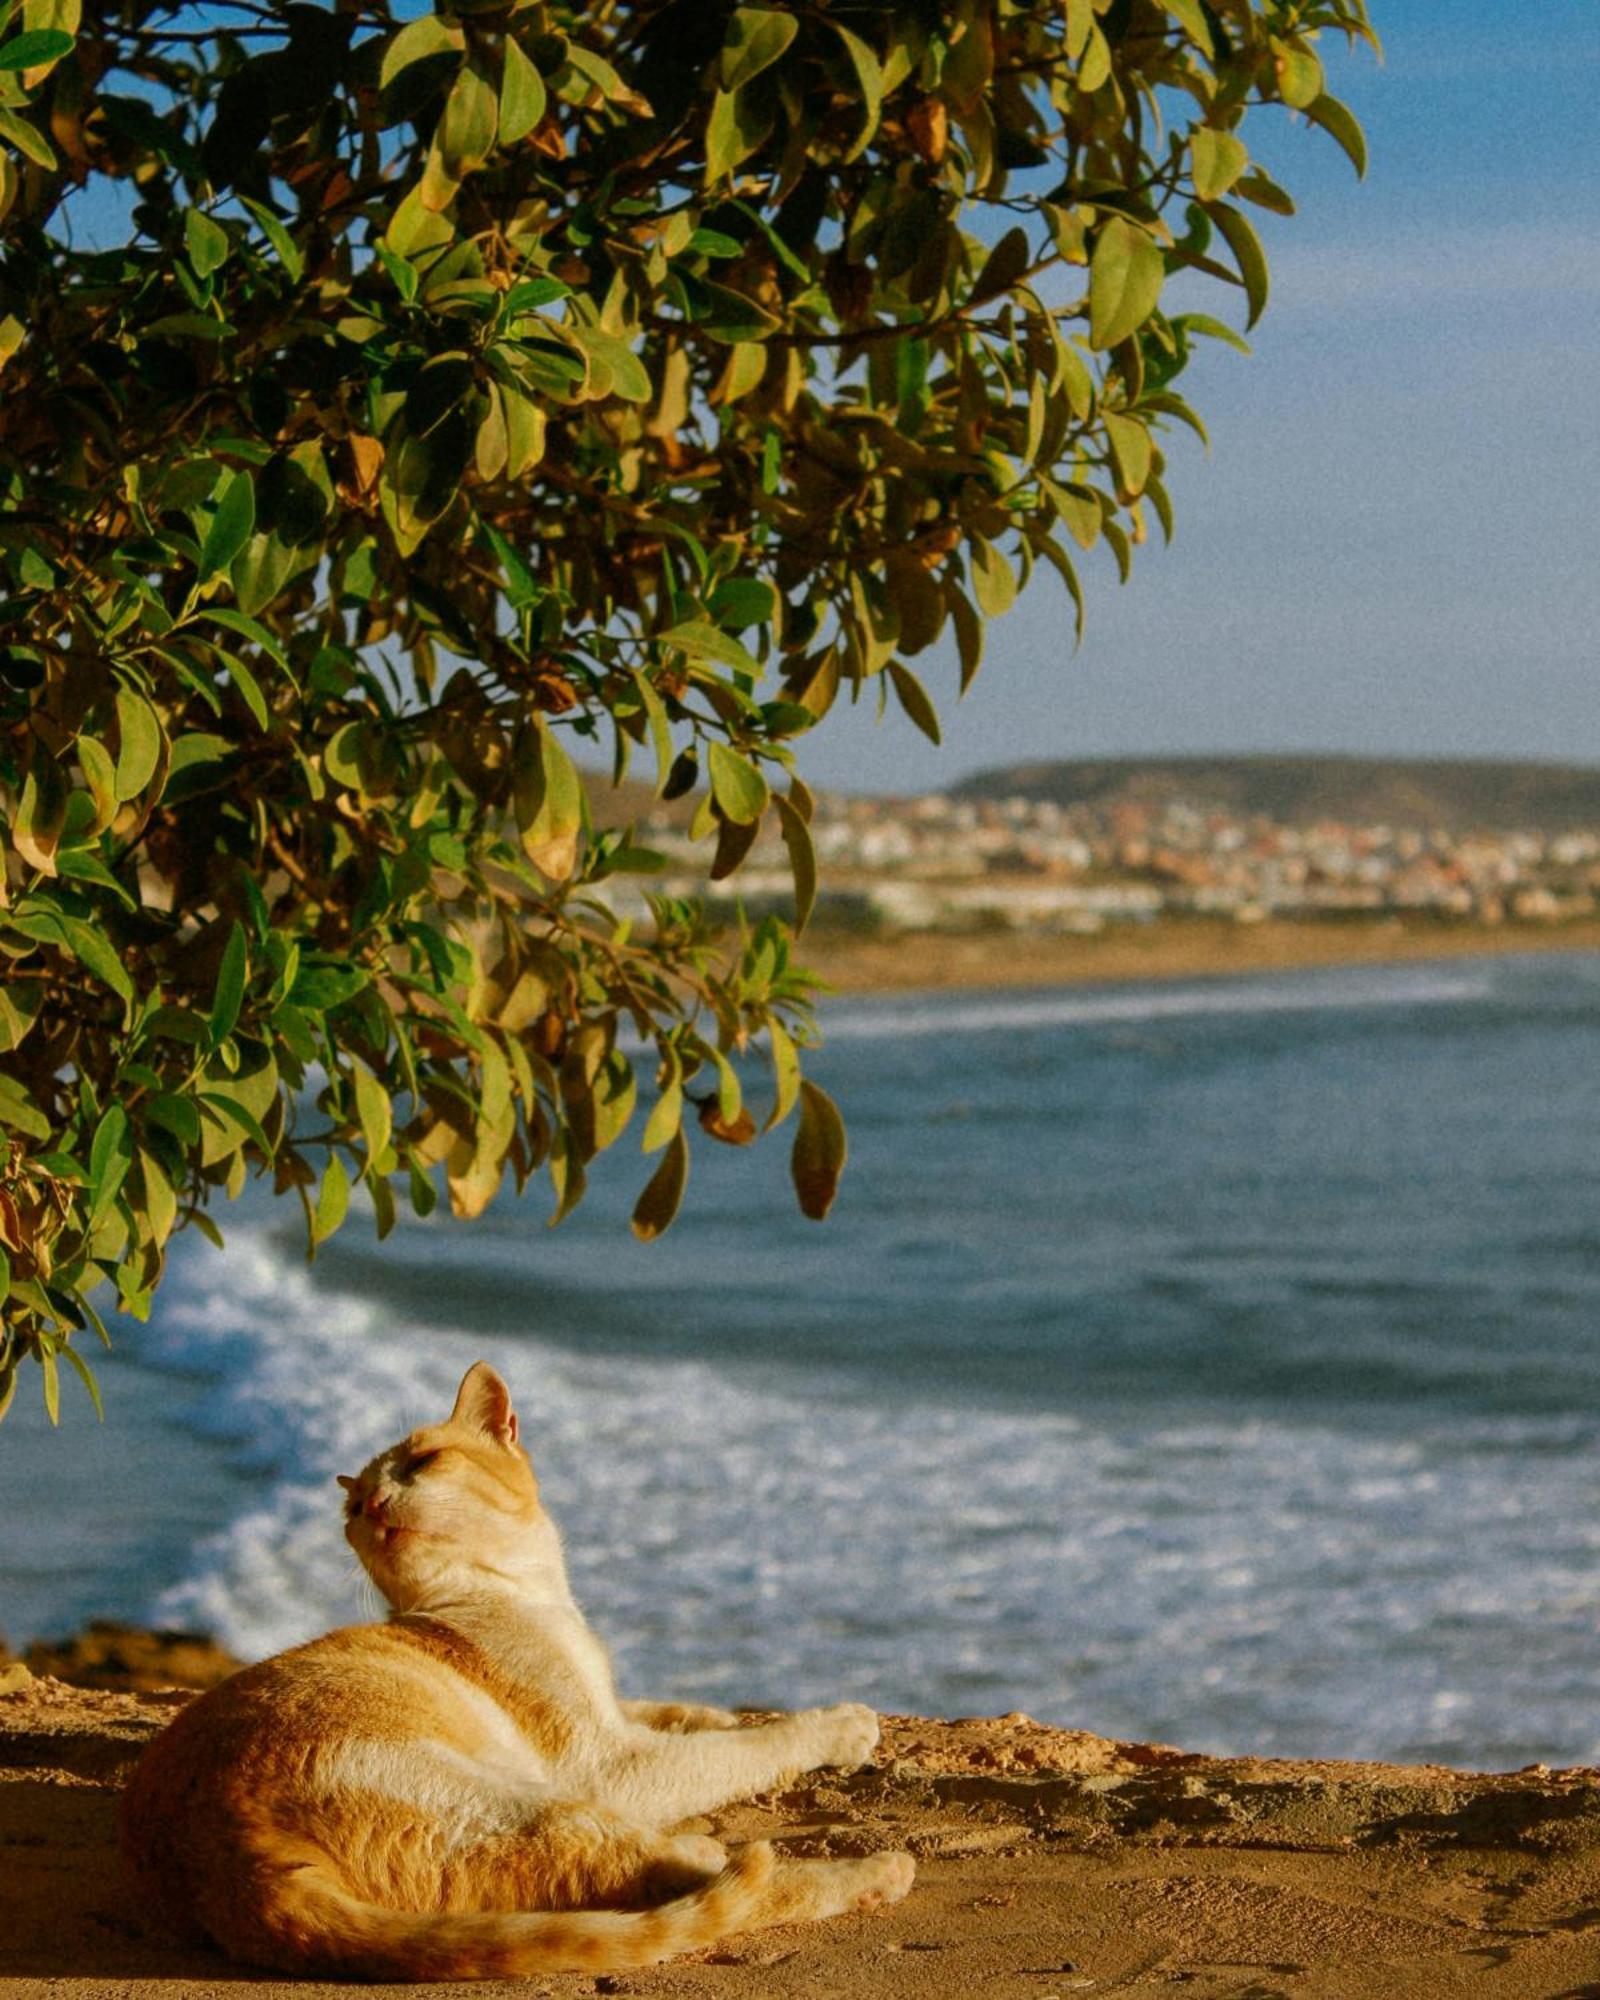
[704,85,763,184]
[829,22,882,161]
[0,982,42,1053]
[351,1058,393,1168]
[1160,0,1214,57]
[708,578,777,629]
[661,619,763,679]
[972,226,1031,304]
[114,689,162,801]
[210,920,248,1048]
[240,197,304,284]
[0,107,55,168]
[774,791,817,933]
[214,646,269,730]
[630,1127,688,1241]
[437,54,498,178]
[40,1345,59,1426]
[380,13,460,91]
[78,734,117,831]
[1209,203,1270,327]
[1191,128,1248,203]
[59,915,135,1014]
[88,1104,131,1223]
[58,1343,104,1422]
[1089,217,1165,351]
[791,1079,847,1221]
[720,8,798,91]
[0,29,73,71]
[707,741,769,826]
[0,1074,49,1139]
[1177,312,1251,356]
[312,1151,351,1248]
[198,470,256,584]
[184,208,230,279]
[969,537,1017,618]
[765,1017,801,1132]
[144,1092,201,1146]
[676,273,779,344]
[887,661,941,746]
[499,35,547,144]
[288,961,371,1014]
[1303,93,1368,180]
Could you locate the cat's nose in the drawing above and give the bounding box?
[363,1490,390,1521]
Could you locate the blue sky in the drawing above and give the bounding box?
[803,0,1600,792]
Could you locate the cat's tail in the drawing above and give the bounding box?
[230,1840,914,1979]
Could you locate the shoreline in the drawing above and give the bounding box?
[6,1666,1600,1997]
[803,913,1600,995]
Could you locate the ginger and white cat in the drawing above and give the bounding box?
[120,1361,913,1979]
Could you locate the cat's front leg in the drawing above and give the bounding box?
[598,1703,880,1822]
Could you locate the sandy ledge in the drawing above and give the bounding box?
[6,1667,1600,1999]
[802,915,1600,995]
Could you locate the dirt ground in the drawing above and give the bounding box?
[6,1671,1600,2000]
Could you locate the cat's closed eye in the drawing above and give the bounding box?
[405,1448,444,1476]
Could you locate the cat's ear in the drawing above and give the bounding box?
[449,1361,520,1447]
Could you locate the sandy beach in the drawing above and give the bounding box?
[803,914,1600,995]
[6,1660,1600,2000]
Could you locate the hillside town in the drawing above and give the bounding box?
[634,786,1600,936]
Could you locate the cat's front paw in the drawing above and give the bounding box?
[810,1702,881,1771]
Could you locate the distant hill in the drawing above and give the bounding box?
[951,756,1600,832]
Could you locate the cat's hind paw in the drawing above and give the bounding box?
[851,1849,916,1911]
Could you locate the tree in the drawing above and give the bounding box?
[0,0,1375,1422]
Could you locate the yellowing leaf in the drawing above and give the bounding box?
[512,721,584,879]
[1089,216,1164,351]
[1191,128,1248,203]
[13,742,67,874]
[351,1057,392,1168]
[1103,410,1154,499]
[312,1151,350,1248]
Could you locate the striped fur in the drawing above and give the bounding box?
[120,1362,914,1978]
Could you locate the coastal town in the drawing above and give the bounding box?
[634,783,1600,937]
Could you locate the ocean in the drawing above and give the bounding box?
[6,950,1600,1770]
